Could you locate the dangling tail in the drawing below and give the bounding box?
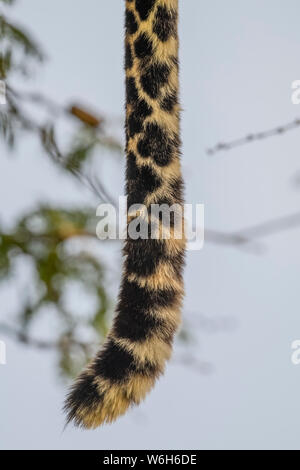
[64,0,185,429]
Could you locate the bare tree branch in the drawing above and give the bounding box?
[5,86,118,205]
[207,118,300,156]
[205,211,300,251]
[235,211,300,240]
[205,229,263,252]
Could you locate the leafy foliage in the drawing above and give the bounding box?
[0,12,43,79]
[0,206,112,377]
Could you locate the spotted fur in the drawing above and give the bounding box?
[64,0,185,429]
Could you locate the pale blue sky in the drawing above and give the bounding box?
[1,0,300,450]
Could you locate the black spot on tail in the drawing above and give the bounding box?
[153,6,177,42]
[93,339,136,382]
[137,122,174,166]
[93,338,156,382]
[125,43,133,70]
[114,281,165,341]
[135,0,155,21]
[125,9,138,35]
[135,98,153,120]
[116,279,178,341]
[140,62,170,99]
[134,33,153,59]
[124,238,166,276]
[126,77,139,104]
[126,152,162,206]
[126,151,139,180]
[128,112,143,137]
[127,99,152,138]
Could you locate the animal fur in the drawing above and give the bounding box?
[64,0,185,429]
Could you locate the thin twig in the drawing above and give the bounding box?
[207,118,300,156]
[205,228,263,252]
[5,87,117,205]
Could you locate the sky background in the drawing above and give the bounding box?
[1,0,300,450]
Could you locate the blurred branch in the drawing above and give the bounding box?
[236,211,300,239]
[0,322,85,350]
[205,211,300,251]
[172,354,214,375]
[207,118,300,156]
[4,85,120,205]
[0,10,44,78]
[205,229,263,252]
